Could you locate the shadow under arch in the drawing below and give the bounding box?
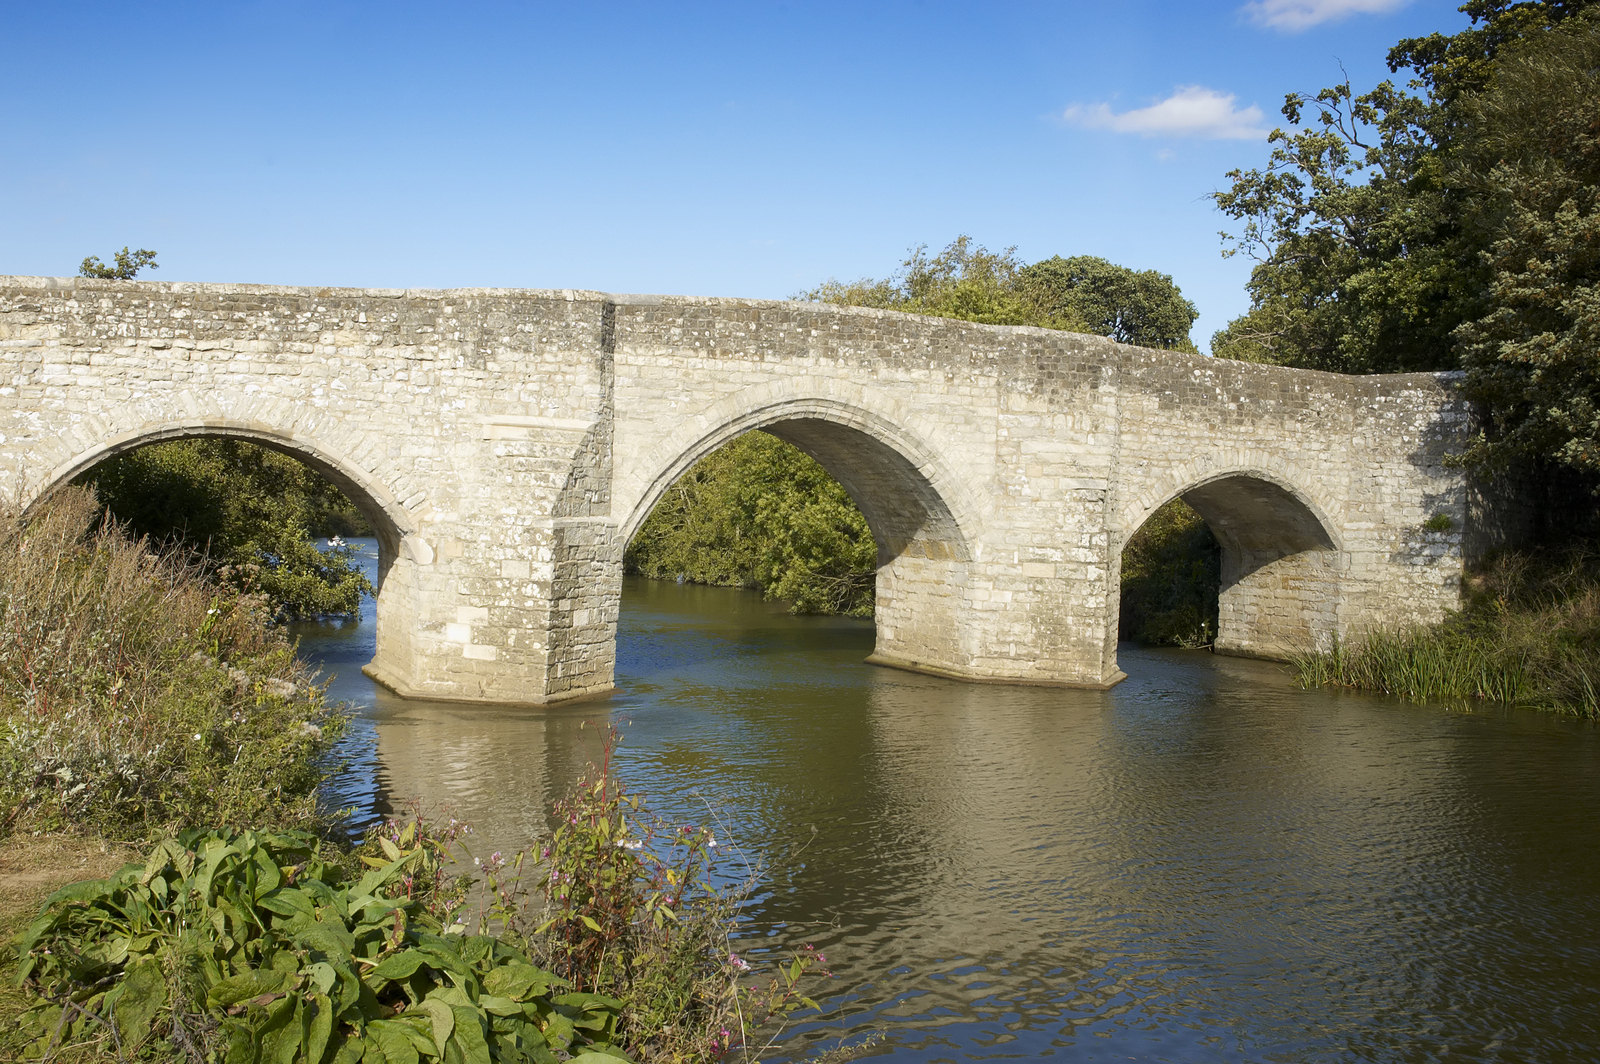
[1117,469,1344,661]
[35,420,428,686]
[622,398,980,679]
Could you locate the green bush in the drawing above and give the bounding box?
[11,827,630,1064]
[81,439,373,620]
[0,487,345,838]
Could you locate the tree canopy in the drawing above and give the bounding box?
[81,439,374,619]
[799,236,1199,350]
[1210,0,1600,489]
[79,247,159,280]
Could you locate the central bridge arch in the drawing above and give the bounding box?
[620,393,984,678]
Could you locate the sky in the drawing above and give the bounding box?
[1,0,1473,349]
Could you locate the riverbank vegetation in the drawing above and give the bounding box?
[1215,0,1600,712]
[80,439,373,620]
[1295,547,1600,718]
[626,433,878,616]
[0,486,345,840]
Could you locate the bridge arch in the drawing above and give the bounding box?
[1113,456,1346,659]
[31,409,432,693]
[621,386,985,677]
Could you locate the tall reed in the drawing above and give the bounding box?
[1294,548,1600,718]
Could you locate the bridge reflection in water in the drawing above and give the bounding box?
[296,546,1600,1063]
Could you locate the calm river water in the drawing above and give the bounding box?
[292,540,1600,1063]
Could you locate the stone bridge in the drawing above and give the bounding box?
[0,277,1473,704]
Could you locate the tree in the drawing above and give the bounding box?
[801,235,1200,349]
[1210,1,1591,373]
[625,432,877,616]
[79,247,159,280]
[81,439,375,619]
[801,236,1051,327]
[1017,255,1198,351]
[1452,11,1600,480]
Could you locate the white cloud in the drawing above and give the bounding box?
[1241,0,1408,32]
[1062,86,1269,140]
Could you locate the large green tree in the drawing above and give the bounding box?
[1211,0,1592,375]
[1453,11,1600,478]
[626,432,877,616]
[1018,255,1198,351]
[801,236,1199,348]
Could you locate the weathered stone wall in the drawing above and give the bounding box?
[0,277,1470,704]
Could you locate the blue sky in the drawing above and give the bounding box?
[2,0,1469,349]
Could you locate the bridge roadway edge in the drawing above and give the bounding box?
[0,276,1486,705]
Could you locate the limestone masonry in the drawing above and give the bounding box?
[0,277,1471,703]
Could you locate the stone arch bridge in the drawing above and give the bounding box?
[0,277,1473,704]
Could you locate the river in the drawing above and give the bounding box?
[292,539,1600,1063]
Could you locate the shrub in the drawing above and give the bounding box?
[0,487,345,837]
[526,729,826,1061]
[10,827,629,1063]
[80,439,374,620]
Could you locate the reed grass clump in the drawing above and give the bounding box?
[1293,547,1600,717]
[0,486,346,838]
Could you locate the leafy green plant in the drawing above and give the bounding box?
[12,827,630,1064]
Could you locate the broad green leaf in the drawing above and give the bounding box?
[416,998,454,1055]
[208,968,296,1009]
[540,1012,574,1050]
[448,1005,492,1064]
[259,887,315,919]
[369,950,430,982]
[481,962,554,1001]
[257,994,302,1064]
[478,994,523,1016]
[306,991,335,1064]
[295,919,357,959]
[368,1020,422,1064]
[112,959,167,1047]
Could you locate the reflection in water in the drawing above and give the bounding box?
[294,542,1600,1063]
